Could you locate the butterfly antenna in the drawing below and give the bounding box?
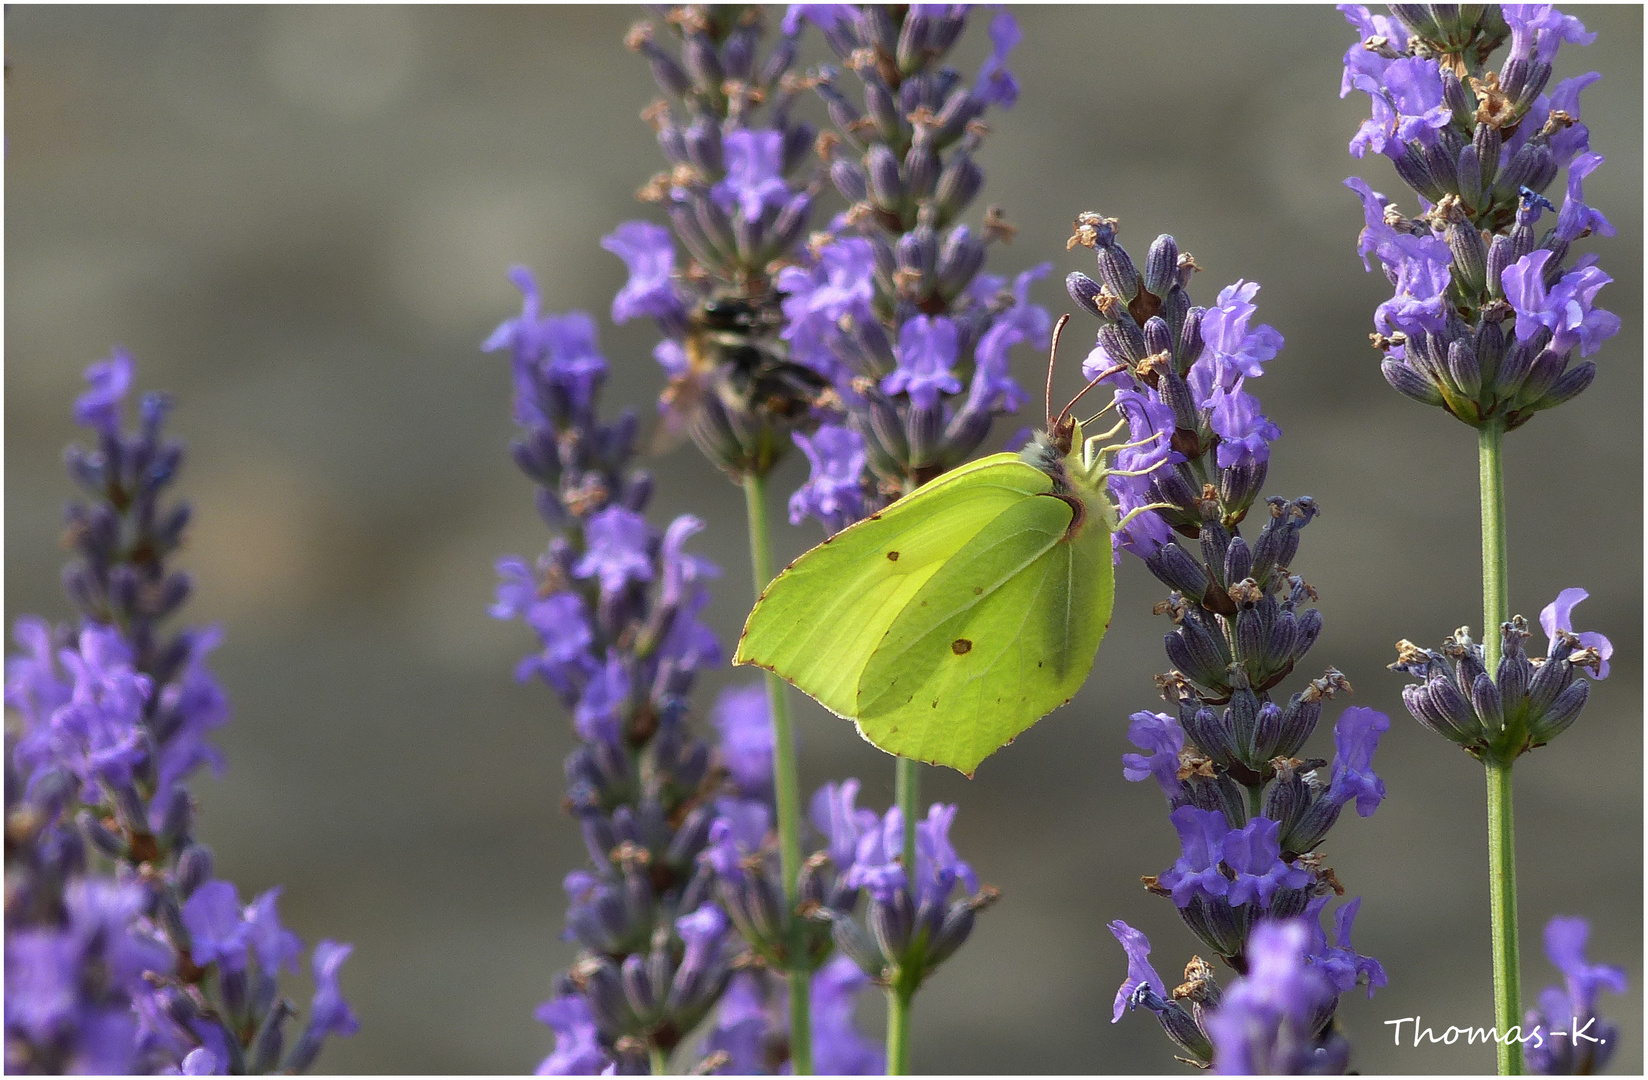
[1045,314,1070,431]
[1055,363,1127,431]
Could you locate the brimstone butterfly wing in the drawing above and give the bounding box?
[734,334,1157,777]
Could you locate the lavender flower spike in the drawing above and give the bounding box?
[6,355,356,1074]
[1342,4,1619,428]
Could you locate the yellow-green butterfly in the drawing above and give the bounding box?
[734,316,1166,776]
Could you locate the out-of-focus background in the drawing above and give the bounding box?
[5,5,1640,1074]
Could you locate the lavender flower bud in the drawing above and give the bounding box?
[1529,681,1589,744]
[863,74,903,141]
[1144,544,1209,601]
[78,809,127,859]
[905,401,945,470]
[1445,220,1488,293]
[247,1000,294,1074]
[1144,234,1180,297]
[831,157,868,203]
[865,144,906,213]
[682,32,724,95]
[684,119,722,176]
[810,924,874,993]
[1095,244,1141,303]
[936,226,986,298]
[1534,363,1596,411]
[934,151,983,218]
[1446,339,1482,397]
[1473,123,1502,191]
[176,843,214,898]
[1377,359,1443,405]
[1066,272,1111,322]
[1098,318,1147,366]
[904,134,940,202]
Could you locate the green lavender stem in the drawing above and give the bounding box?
[1478,420,1522,1075]
[886,974,914,1076]
[887,754,920,1074]
[889,474,923,1075]
[649,1044,669,1076]
[742,472,812,1075]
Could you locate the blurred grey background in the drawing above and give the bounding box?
[5,5,1640,1074]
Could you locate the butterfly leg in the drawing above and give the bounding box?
[1115,501,1178,530]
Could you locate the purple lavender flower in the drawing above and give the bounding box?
[711,683,774,798]
[1539,587,1612,679]
[603,221,688,332]
[973,10,1023,107]
[1503,5,1596,65]
[484,268,612,416]
[1122,711,1186,803]
[1208,383,1282,469]
[809,779,877,870]
[1369,233,1454,339]
[15,627,152,805]
[574,506,654,595]
[788,424,868,534]
[1323,706,1390,816]
[491,278,751,1069]
[533,996,610,1076]
[882,315,963,412]
[1502,250,1620,357]
[787,5,1051,521]
[1304,896,1386,999]
[713,130,795,223]
[1107,920,1167,1023]
[180,880,253,972]
[72,349,134,437]
[245,887,304,975]
[1157,806,1232,907]
[1524,915,1627,1075]
[810,956,885,1075]
[1222,818,1310,909]
[1205,920,1346,1075]
[286,942,360,1073]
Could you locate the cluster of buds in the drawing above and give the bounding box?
[5,355,356,1074]
[778,4,1049,522]
[1341,4,1618,428]
[1390,588,1611,766]
[1074,219,1390,1069]
[611,5,829,479]
[488,281,740,1072]
[817,799,999,1000]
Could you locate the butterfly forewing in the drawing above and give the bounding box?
[734,454,1048,719]
[854,489,1115,775]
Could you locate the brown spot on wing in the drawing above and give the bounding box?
[951,638,973,655]
[887,550,900,561]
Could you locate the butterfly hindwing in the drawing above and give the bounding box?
[733,455,1050,720]
[854,489,1115,775]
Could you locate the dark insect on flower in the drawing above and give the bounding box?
[652,291,833,476]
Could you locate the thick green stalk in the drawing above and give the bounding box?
[741,473,812,1075]
[886,980,914,1075]
[649,1044,669,1076]
[1478,421,1522,1074]
[895,757,919,878]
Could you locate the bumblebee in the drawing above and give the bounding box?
[654,292,832,475]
